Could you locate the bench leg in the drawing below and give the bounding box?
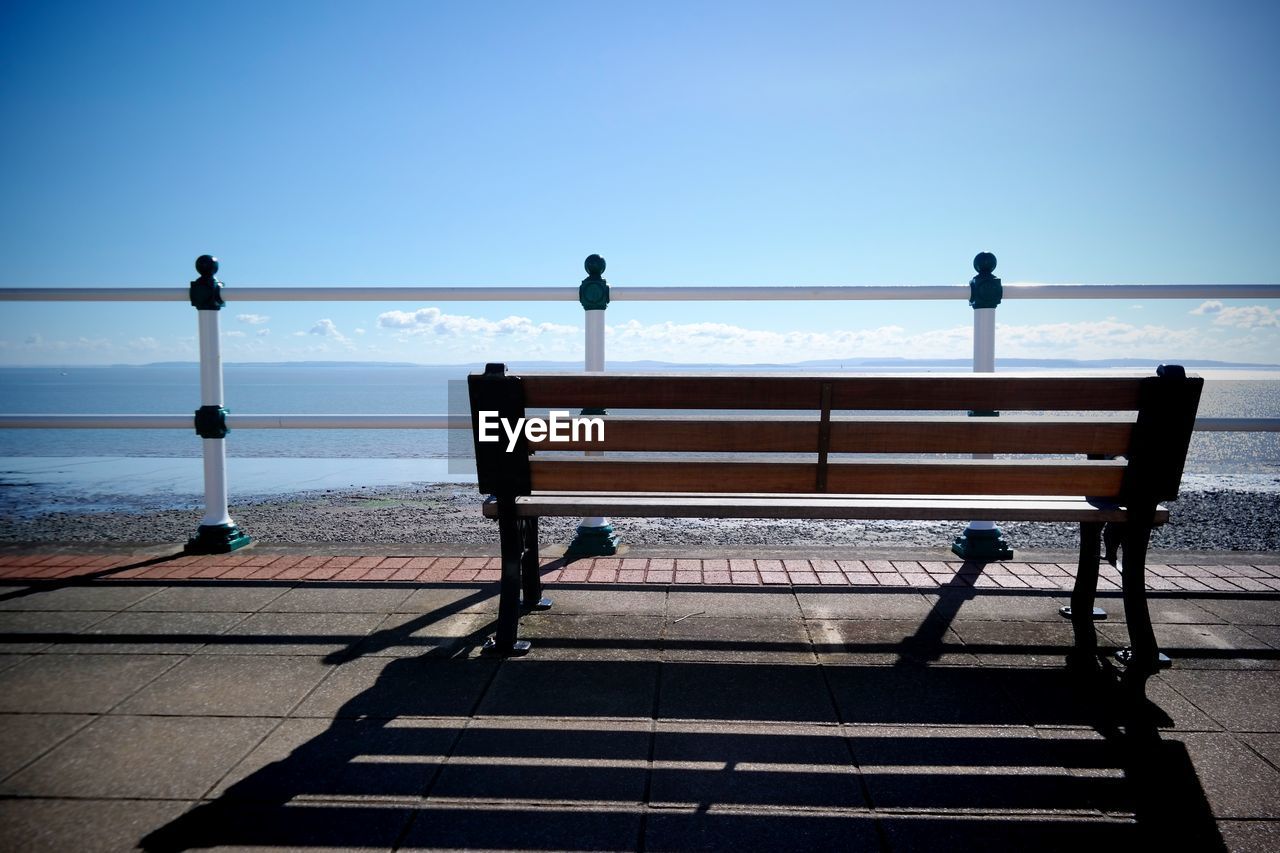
[485,507,531,655]
[1103,521,1125,566]
[521,517,552,611]
[1067,521,1104,673]
[1119,519,1160,702]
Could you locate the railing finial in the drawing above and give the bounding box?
[584,254,606,277]
[195,255,219,277]
[973,251,997,275]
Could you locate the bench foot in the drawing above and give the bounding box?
[524,596,553,611]
[1060,605,1107,620]
[483,637,532,656]
[1116,648,1172,669]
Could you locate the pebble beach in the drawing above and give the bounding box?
[2,482,1276,553]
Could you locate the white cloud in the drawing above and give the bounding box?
[256,328,271,337]
[377,307,578,338]
[224,330,247,338]
[237,313,270,325]
[1191,300,1278,328]
[24,333,42,345]
[307,318,354,348]
[354,328,366,335]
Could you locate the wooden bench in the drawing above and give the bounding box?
[468,363,1203,698]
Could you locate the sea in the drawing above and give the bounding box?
[1,363,1278,514]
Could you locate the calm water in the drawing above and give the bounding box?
[1,364,1278,502]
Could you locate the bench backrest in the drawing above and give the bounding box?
[469,364,1202,508]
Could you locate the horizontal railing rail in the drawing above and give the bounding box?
[0,414,1275,432]
[2,283,1279,302]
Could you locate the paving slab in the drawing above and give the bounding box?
[126,584,291,612]
[517,613,663,661]
[794,590,933,620]
[0,609,113,652]
[1195,598,1280,626]
[431,718,650,804]
[262,585,414,613]
[395,585,499,615]
[138,800,413,852]
[53,609,249,655]
[479,659,659,720]
[854,723,1113,813]
[115,654,334,716]
[667,589,800,619]
[659,661,838,724]
[529,587,667,616]
[345,611,490,658]
[921,592,1072,622]
[0,653,178,713]
[197,610,389,656]
[1240,733,1280,768]
[878,814,1141,852]
[663,615,814,663]
[0,798,195,853]
[1162,733,1280,819]
[0,583,164,611]
[0,715,276,798]
[402,805,643,852]
[809,618,975,666]
[1218,820,1280,853]
[1098,622,1280,671]
[645,810,879,852]
[213,717,460,801]
[0,713,95,781]
[950,619,1081,668]
[293,656,498,719]
[824,664,1054,727]
[651,721,863,809]
[1163,670,1280,731]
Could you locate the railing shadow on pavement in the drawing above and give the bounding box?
[131,605,1229,852]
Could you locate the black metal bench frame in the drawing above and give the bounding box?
[468,363,1203,701]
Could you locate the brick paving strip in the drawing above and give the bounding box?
[2,550,1280,593]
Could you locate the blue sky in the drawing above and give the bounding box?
[1,0,1277,366]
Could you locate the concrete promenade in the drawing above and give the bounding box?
[1,544,1278,851]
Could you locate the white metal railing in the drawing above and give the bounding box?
[2,253,1278,556]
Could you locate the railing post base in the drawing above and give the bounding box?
[565,522,619,557]
[185,523,252,555]
[951,526,1013,561]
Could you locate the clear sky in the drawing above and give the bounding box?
[1,0,1277,366]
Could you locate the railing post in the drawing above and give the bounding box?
[185,255,251,555]
[951,251,1014,561]
[565,253,620,557]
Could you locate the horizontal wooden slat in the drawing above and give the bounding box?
[483,494,1168,524]
[529,458,1127,496]
[530,459,818,493]
[543,416,1133,454]
[824,460,1125,496]
[518,373,1145,411]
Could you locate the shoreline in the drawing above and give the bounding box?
[2,482,1277,553]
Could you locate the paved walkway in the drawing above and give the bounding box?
[0,545,1278,851]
